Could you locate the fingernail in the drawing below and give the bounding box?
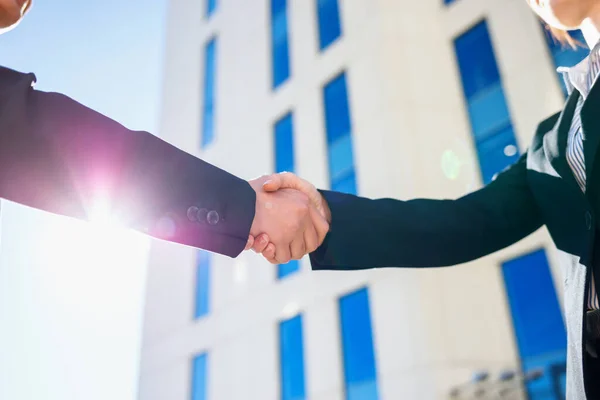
[263,180,272,186]
[259,236,267,244]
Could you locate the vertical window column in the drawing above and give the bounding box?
[317,0,342,50]
[454,21,520,184]
[271,0,290,89]
[206,0,217,17]
[191,353,208,400]
[202,38,217,147]
[323,72,357,194]
[279,315,306,400]
[502,249,567,399]
[339,287,379,400]
[195,251,211,319]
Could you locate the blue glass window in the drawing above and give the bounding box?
[324,74,352,143]
[195,251,211,319]
[455,22,501,101]
[274,113,295,174]
[207,0,216,17]
[339,287,379,400]
[191,353,208,400]
[278,260,300,279]
[331,170,357,194]
[502,249,567,400]
[271,0,290,88]
[274,113,301,279]
[317,0,342,50]
[454,21,519,184]
[202,38,217,147]
[476,125,519,184]
[279,315,306,400]
[323,72,357,194]
[466,84,511,139]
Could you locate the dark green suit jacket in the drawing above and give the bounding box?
[311,85,600,398]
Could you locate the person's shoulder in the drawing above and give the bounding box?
[0,66,36,82]
[0,66,36,92]
[0,66,37,109]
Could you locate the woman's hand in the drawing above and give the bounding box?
[246,172,331,264]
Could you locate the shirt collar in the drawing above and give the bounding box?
[558,40,600,98]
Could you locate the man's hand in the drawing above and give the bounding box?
[264,172,331,222]
[246,173,331,264]
[244,175,329,264]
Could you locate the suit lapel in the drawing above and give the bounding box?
[582,79,600,190]
[544,91,581,192]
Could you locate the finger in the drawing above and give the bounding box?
[251,233,270,253]
[275,245,292,265]
[310,206,330,245]
[265,172,298,190]
[263,243,277,264]
[270,173,324,217]
[245,235,254,251]
[263,171,305,192]
[262,174,283,192]
[290,235,306,260]
[303,220,319,254]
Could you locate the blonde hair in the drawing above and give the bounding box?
[526,0,582,49]
[549,27,580,49]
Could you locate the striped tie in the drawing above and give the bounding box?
[566,51,600,194]
[566,100,587,192]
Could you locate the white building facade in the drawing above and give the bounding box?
[139,0,585,399]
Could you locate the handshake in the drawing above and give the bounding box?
[244,172,331,264]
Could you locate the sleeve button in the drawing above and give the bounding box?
[207,210,220,225]
[187,206,199,222]
[196,208,208,223]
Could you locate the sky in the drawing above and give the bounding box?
[0,1,167,399]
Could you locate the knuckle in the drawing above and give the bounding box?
[296,201,309,215]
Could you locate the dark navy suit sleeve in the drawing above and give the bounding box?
[310,153,543,269]
[0,67,255,257]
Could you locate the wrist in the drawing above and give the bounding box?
[248,178,266,236]
[321,193,332,224]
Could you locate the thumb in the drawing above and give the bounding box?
[262,173,290,192]
[266,173,325,217]
[245,235,254,251]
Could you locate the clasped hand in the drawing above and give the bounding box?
[246,173,330,264]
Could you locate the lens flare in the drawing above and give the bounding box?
[440,138,477,191]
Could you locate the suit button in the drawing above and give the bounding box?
[586,211,593,230]
[196,208,208,223]
[187,206,199,222]
[207,210,220,225]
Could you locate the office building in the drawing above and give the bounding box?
[139,0,587,398]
